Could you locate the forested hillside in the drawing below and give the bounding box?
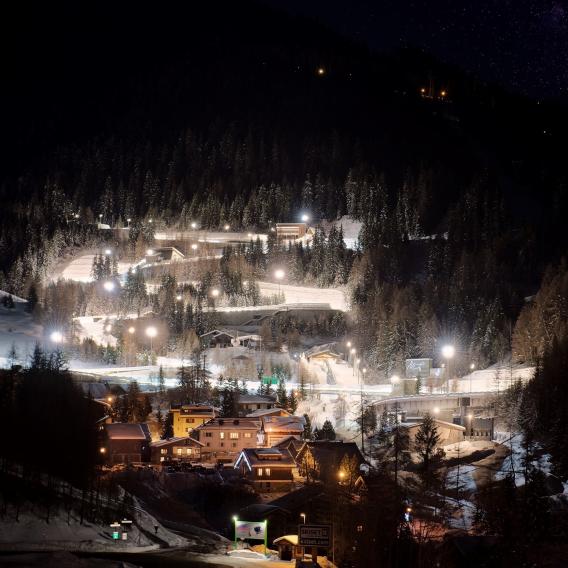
[2,0,568,371]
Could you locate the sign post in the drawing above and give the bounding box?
[298,524,332,563]
[110,522,121,542]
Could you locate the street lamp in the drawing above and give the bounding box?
[301,213,310,222]
[104,248,112,255]
[50,331,64,344]
[191,222,197,229]
[128,326,135,334]
[433,406,440,415]
[274,269,285,296]
[105,324,112,333]
[176,294,182,301]
[232,516,238,550]
[146,326,158,353]
[442,344,455,393]
[146,248,154,256]
[211,288,220,298]
[300,513,306,524]
[103,281,115,292]
[191,243,198,252]
[224,224,230,231]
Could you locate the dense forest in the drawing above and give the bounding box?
[2,1,568,372]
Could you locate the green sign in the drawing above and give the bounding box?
[112,531,120,540]
[262,375,278,385]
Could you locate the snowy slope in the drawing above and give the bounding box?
[0,292,43,367]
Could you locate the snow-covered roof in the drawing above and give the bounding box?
[246,407,291,418]
[105,423,151,440]
[151,436,204,448]
[273,535,298,546]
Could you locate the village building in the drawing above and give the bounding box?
[150,436,204,464]
[192,417,261,461]
[144,246,185,264]
[261,415,305,447]
[273,435,305,461]
[102,423,152,464]
[234,447,296,491]
[199,329,235,348]
[275,222,308,241]
[170,404,216,437]
[237,394,276,415]
[303,342,343,364]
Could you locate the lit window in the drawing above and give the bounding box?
[258,468,263,477]
[265,468,271,476]
[220,432,225,439]
[230,432,239,439]
[177,448,182,455]
[186,448,191,454]
[244,433,252,438]
[160,449,167,455]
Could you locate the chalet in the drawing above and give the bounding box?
[150,436,204,464]
[237,394,276,415]
[170,404,216,437]
[145,246,185,264]
[400,418,465,447]
[295,441,364,485]
[303,343,343,364]
[102,423,151,464]
[234,447,296,491]
[192,417,261,461]
[199,329,235,348]
[275,222,308,241]
[261,415,305,447]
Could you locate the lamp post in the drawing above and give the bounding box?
[300,513,306,524]
[232,516,238,550]
[441,344,455,394]
[469,362,476,393]
[274,269,285,297]
[146,326,158,353]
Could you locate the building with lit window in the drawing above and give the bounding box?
[234,447,296,491]
[170,404,217,437]
[150,436,204,464]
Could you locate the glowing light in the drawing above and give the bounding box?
[100,447,106,454]
[191,222,197,229]
[191,244,198,251]
[148,218,153,224]
[468,413,473,420]
[232,516,238,522]
[390,375,400,384]
[211,288,220,298]
[470,363,476,370]
[50,331,64,344]
[128,326,136,334]
[224,224,230,231]
[247,233,253,237]
[145,326,158,339]
[420,87,426,93]
[104,249,112,255]
[103,281,115,292]
[274,269,285,280]
[433,406,440,414]
[350,348,356,355]
[440,90,447,97]
[301,213,310,222]
[107,396,113,403]
[362,368,367,374]
[176,295,182,301]
[317,67,325,75]
[442,345,455,359]
[346,341,352,348]
[146,249,154,256]
[105,324,112,332]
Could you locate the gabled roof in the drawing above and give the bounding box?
[105,423,151,441]
[273,436,305,458]
[273,535,298,546]
[304,342,342,359]
[237,394,276,404]
[235,447,295,471]
[154,246,185,259]
[200,329,235,339]
[151,436,204,448]
[246,407,291,418]
[263,415,305,432]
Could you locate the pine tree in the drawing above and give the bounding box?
[414,413,440,471]
[302,414,313,440]
[287,389,298,414]
[161,411,174,439]
[276,378,288,409]
[319,419,336,441]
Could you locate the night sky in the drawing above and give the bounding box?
[267,0,568,100]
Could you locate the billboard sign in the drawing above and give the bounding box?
[235,520,266,540]
[405,358,432,377]
[298,524,332,547]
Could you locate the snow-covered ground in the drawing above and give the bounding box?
[0,292,43,367]
[59,254,134,283]
[455,363,535,393]
[257,281,347,311]
[319,216,362,250]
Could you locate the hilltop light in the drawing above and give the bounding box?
[442,345,455,359]
[301,213,310,222]
[50,331,64,344]
[317,67,325,75]
[103,281,115,292]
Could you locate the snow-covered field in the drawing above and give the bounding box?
[0,292,43,367]
[59,254,134,283]
[258,281,347,311]
[455,363,535,393]
[320,216,362,250]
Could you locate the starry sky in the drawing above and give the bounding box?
[267,0,568,99]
